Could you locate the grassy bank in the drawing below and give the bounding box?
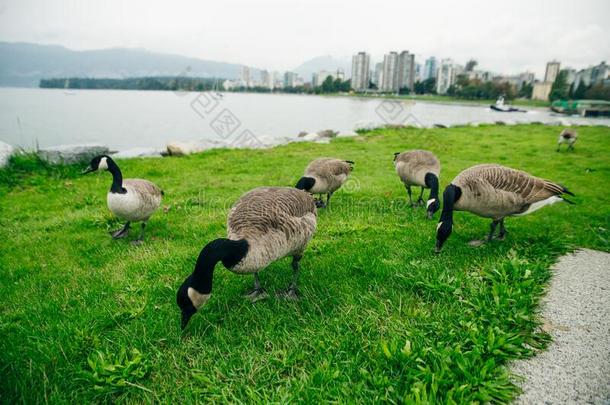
[329,93,551,108]
[1,125,609,403]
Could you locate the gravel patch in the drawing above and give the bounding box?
[512,249,610,404]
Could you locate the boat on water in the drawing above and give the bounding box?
[490,96,526,113]
[551,99,610,117]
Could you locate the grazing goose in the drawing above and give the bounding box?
[393,150,441,218]
[557,128,578,152]
[177,187,317,329]
[295,158,354,207]
[435,164,574,252]
[83,155,163,244]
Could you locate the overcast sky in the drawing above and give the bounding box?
[0,0,608,78]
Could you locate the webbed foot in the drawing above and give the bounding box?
[276,287,300,300]
[468,239,487,247]
[110,223,130,239]
[243,288,268,302]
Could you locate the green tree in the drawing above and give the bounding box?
[573,81,588,99]
[519,82,533,99]
[584,83,610,101]
[549,70,569,101]
[321,76,335,93]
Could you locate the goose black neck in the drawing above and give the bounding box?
[440,184,461,223]
[295,176,315,191]
[425,173,439,200]
[191,238,249,294]
[106,158,125,194]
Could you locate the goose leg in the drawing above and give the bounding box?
[406,185,414,207]
[326,192,333,207]
[495,219,507,240]
[110,222,130,239]
[315,194,326,208]
[469,220,500,247]
[244,273,268,302]
[131,222,146,245]
[556,144,561,152]
[416,187,425,206]
[278,255,301,300]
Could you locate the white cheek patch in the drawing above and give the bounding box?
[98,157,109,171]
[437,221,443,230]
[426,198,436,209]
[188,287,211,310]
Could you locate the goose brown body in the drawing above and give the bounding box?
[302,158,353,194]
[450,164,570,220]
[227,187,317,273]
[107,179,163,222]
[394,150,440,188]
[557,128,578,150]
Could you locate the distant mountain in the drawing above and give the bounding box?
[293,55,352,81]
[0,42,258,87]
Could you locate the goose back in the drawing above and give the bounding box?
[395,150,440,187]
[304,158,352,193]
[558,128,578,144]
[452,164,568,219]
[227,187,317,273]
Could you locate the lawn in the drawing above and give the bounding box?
[1,124,609,403]
[334,93,551,108]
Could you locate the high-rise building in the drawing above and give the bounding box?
[436,59,462,94]
[397,50,415,92]
[313,70,333,87]
[284,71,298,88]
[260,70,273,89]
[351,52,371,91]
[544,61,561,83]
[240,66,250,87]
[381,52,399,92]
[423,57,438,81]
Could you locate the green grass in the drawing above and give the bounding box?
[334,93,551,108]
[1,125,609,403]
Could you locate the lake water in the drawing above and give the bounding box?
[0,88,608,151]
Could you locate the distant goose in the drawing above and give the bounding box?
[295,158,354,207]
[177,187,317,330]
[435,164,574,252]
[394,150,441,218]
[83,155,163,244]
[557,128,578,152]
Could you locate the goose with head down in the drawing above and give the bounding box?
[435,164,574,252]
[176,186,317,330]
[393,150,441,218]
[295,158,354,208]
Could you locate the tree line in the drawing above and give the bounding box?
[40,77,221,91]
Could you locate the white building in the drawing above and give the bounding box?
[260,70,273,89]
[240,66,250,87]
[351,52,371,91]
[284,71,298,88]
[381,52,399,92]
[436,59,462,94]
[544,61,561,83]
[397,50,415,92]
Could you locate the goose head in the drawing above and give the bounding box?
[82,155,111,174]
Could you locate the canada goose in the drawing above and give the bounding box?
[176,187,317,329]
[82,155,163,244]
[393,150,441,218]
[295,158,354,207]
[557,128,578,152]
[435,164,574,252]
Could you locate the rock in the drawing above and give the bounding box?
[495,121,506,126]
[301,133,321,142]
[317,129,338,138]
[0,141,15,168]
[297,131,308,138]
[337,130,358,138]
[166,140,225,156]
[111,147,163,159]
[38,143,110,165]
[433,123,448,128]
[469,122,481,127]
[504,120,517,126]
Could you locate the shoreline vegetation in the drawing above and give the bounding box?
[39,76,550,108]
[1,124,609,402]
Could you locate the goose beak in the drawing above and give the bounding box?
[81,166,94,175]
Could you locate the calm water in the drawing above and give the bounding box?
[0,88,607,151]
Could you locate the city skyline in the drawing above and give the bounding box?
[0,0,608,79]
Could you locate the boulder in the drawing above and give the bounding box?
[316,129,338,138]
[0,141,15,168]
[38,143,110,165]
[337,130,358,138]
[166,140,226,156]
[354,120,381,131]
[433,123,448,128]
[297,131,309,138]
[111,147,163,159]
[469,122,481,127]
